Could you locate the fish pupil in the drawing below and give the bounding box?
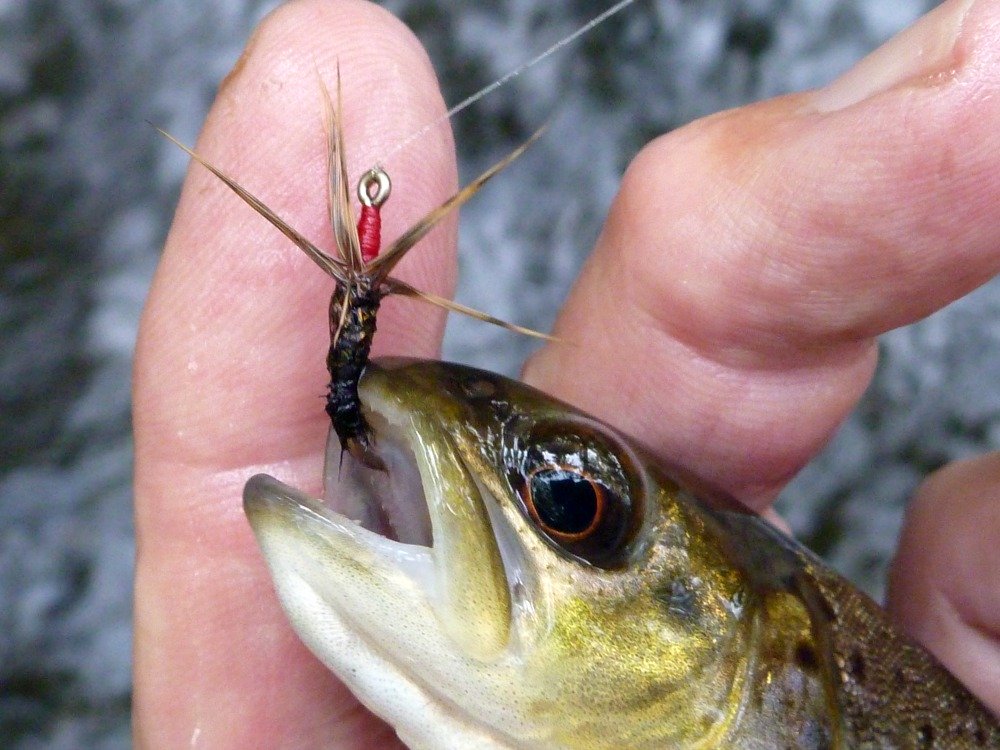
[530,470,600,535]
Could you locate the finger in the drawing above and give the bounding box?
[524,0,1000,508]
[132,1,456,747]
[887,452,1000,714]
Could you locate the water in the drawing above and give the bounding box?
[6,0,989,745]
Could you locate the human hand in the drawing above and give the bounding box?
[133,0,1000,748]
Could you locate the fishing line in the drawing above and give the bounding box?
[376,0,639,164]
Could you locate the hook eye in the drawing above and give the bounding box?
[358,167,391,208]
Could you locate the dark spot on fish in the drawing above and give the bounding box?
[512,580,526,603]
[462,377,496,399]
[794,641,819,673]
[846,651,865,683]
[698,713,715,734]
[491,398,512,420]
[457,375,513,421]
[916,722,934,747]
[893,663,919,687]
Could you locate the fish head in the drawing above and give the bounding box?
[244,359,782,749]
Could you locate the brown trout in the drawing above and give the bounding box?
[245,358,1000,749]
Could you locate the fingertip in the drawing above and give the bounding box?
[192,0,458,302]
[887,452,1000,714]
[138,0,456,471]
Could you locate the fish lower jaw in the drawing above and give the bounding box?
[243,440,519,735]
[270,555,518,750]
[244,482,513,748]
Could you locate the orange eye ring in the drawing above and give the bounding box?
[523,465,607,542]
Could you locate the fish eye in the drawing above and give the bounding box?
[510,424,642,569]
[525,466,607,540]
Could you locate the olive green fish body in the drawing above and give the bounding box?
[704,504,996,748]
[245,359,999,749]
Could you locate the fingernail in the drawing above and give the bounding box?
[811,0,976,113]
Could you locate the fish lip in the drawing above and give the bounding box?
[240,375,442,608]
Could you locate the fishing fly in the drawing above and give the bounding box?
[158,0,645,470]
[159,77,547,470]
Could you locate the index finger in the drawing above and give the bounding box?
[132,1,456,746]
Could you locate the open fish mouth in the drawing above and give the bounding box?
[242,406,440,607]
[243,360,514,669]
[319,410,434,549]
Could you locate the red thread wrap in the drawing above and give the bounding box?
[357,205,381,263]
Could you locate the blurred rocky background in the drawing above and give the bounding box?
[7,0,992,746]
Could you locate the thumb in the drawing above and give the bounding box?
[887,452,1000,715]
